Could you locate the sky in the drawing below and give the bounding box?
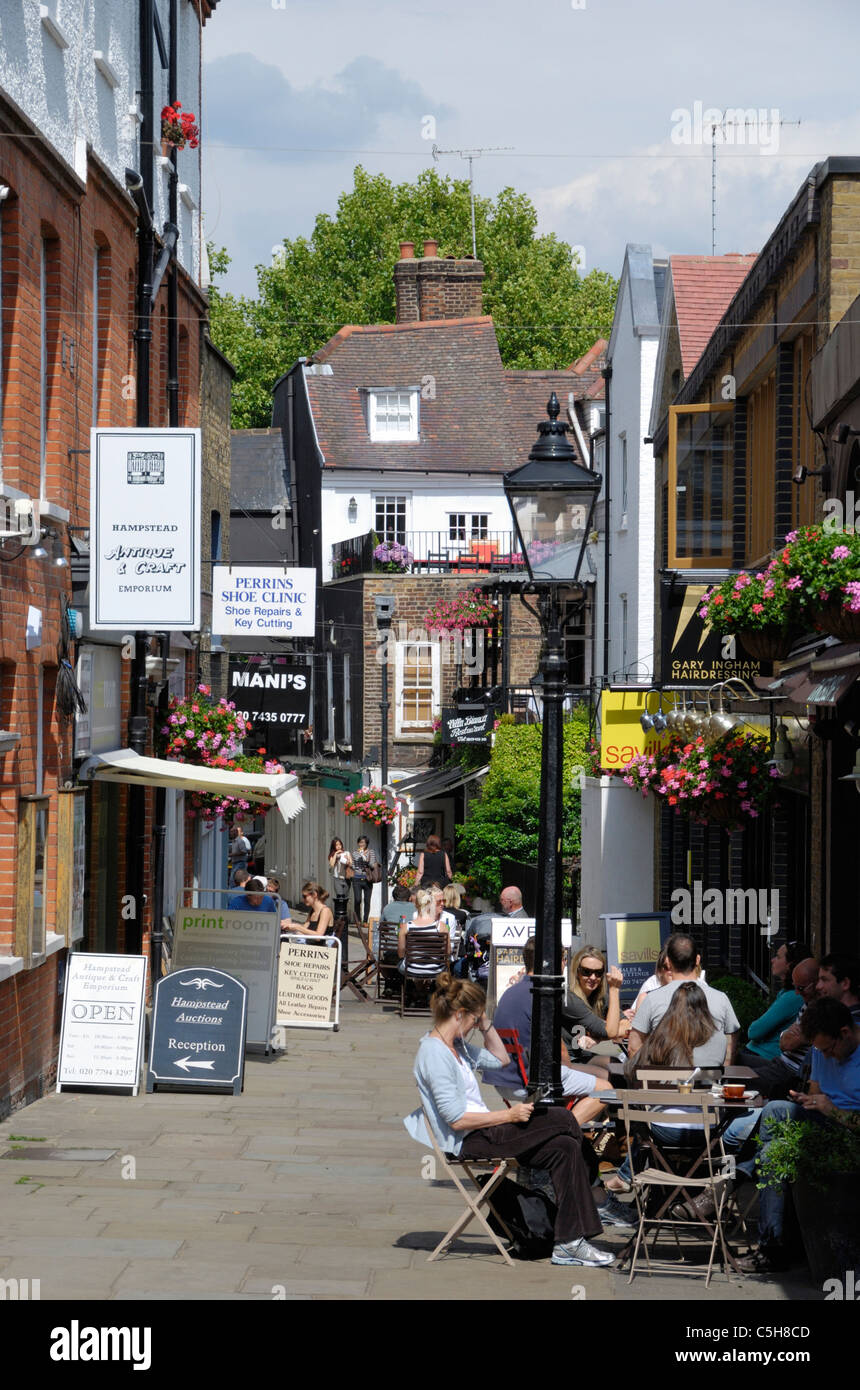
[201,0,860,300]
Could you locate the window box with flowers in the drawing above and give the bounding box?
[613,730,782,832]
[160,102,200,153]
[157,684,287,822]
[423,590,496,634]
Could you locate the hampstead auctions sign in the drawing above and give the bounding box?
[147,968,247,1094]
[212,566,316,638]
[56,954,147,1093]
[171,907,280,1047]
[90,428,201,630]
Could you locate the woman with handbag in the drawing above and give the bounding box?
[351,834,378,924]
[328,838,353,921]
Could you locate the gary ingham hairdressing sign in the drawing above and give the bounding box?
[90,428,201,630]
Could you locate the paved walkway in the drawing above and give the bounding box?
[0,994,818,1301]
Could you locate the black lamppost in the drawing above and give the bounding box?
[374,594,396,909]
[503,393,602,1102]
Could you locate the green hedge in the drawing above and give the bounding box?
[708,973,767,1044]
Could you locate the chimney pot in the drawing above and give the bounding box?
[399,241,415,259]
[423,239,438,258]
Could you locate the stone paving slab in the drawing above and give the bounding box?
[0,997,813,1303]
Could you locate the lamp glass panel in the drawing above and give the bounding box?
[510,489,589,581]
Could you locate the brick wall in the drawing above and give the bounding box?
[0,955,63,1121]
[198,335,235,700]
[393,248,484,324]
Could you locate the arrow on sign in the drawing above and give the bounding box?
[173,1057,216,1072]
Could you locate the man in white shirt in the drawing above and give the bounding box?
[628,933,740,1063]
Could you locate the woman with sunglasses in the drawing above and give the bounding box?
[404,971,618,1267]
[563,945,630,1048]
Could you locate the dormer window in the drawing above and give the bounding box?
[366,388,419,442]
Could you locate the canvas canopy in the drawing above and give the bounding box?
[81,748,304,824]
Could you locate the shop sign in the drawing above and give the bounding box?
[228,657,312,732]
[277,939,339,1028]
[212,566,316,639]
[660,576,765,686]
[170,906,279,1047]
[147,967,247,1094]
[599,690,672,771]
[57,954,148,1093]
[441,706,493,745]
[602,912,672,1005]
[90,428,201,631]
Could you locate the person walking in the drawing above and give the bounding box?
[328,838,353,922]
[415,834,451,889]
[351,835,378,925]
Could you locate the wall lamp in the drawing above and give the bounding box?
[639,689,667,733]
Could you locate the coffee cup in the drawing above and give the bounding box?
[723,1083,745,1100]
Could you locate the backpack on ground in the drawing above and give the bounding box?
[475,1173,556,1260]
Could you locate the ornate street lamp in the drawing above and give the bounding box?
[503,393,602,1103]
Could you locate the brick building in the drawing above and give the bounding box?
[0,0,224,1117]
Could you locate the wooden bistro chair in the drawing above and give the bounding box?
[421,1104,517,1266]
[617,1089,734,1286]
[376,922,402,1002]
[400,933,450,1018]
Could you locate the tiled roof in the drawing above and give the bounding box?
[305,318,606,474]
[230,428,290,510]
[670,255,757,377]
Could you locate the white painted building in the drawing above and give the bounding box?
[0,0,206,282]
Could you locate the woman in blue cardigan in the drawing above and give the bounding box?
[404,972,618,1266]
[738,939,810,1066]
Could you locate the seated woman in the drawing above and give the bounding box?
[296,881,335,938]
[440,884,468,956]
[398,888,450,976]
[738,938,809,1066]
[563,946,632,1059]
[605,981,727,1198]
[404,972,619,1266]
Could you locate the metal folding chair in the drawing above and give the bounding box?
[420,1104,517,1266]
[616,1089,735,1286]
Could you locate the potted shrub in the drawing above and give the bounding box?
[698,558,804,661]
[781,525,860,642]
[756,1116,860,1283]
[372,539,412,572]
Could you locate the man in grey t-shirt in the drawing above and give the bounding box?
[628,933,740,1064]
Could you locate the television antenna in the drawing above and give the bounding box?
[431,143,514,258]
[707,115,800,255]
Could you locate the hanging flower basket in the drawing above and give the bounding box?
[615,730,782,830]
[157,685,286,822]
[424,589,496,633]
[343,787,396,825]
[736,626,800,662]
[809,597,860,643]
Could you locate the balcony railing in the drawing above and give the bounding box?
[331,529,525,578]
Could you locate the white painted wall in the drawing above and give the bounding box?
[0,0,204,280]
[579,776,655,940]
[321,471,513,581]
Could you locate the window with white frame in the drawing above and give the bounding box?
[449,513,489,541]
[395,640,440,737]
[375,495,407,544]
[367,389,418,441]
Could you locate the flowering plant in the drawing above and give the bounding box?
[781,526,860,615]
[336,555,358,576]
[616,730,781,830]
[157,685,284,821]
[161,102,199,150]
[394,864,419,890]
[424,589,496,633]
[697,556,803,633]
[373,540,412,572]
[343,787,396,825]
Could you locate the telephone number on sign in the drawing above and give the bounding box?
[236,710,306,724]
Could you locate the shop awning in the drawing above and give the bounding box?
[389,762,489,802]
[80,749,304,824]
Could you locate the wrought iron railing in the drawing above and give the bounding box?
[331,529,523,578]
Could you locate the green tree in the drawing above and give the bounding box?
[208,166,618,428]
[456,709,592,905]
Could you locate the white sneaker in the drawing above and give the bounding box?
[551,1238,615,1267]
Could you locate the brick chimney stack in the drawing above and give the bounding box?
[394,241,484,323]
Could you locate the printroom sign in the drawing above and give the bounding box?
[212,566,316,639]
[90,428,201,630]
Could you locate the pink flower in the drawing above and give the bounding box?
[752,603,764,614]
[786,575,801,590]
[831,545,850,559]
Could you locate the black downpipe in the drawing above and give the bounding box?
[126,0,156,956]
[602,366,612,682]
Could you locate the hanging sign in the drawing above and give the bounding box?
[56,954,148,1093]
[599,690,673,770]
[212,566,316,639]
[228,657,312,732]
[277,938,340,1030]
[147,968,248,1094]
[441,706,493,745]
[90,428,201,630]
[660,577,766,686]
[171,906,280,1046]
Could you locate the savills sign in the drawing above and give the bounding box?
[89,428,201,631]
